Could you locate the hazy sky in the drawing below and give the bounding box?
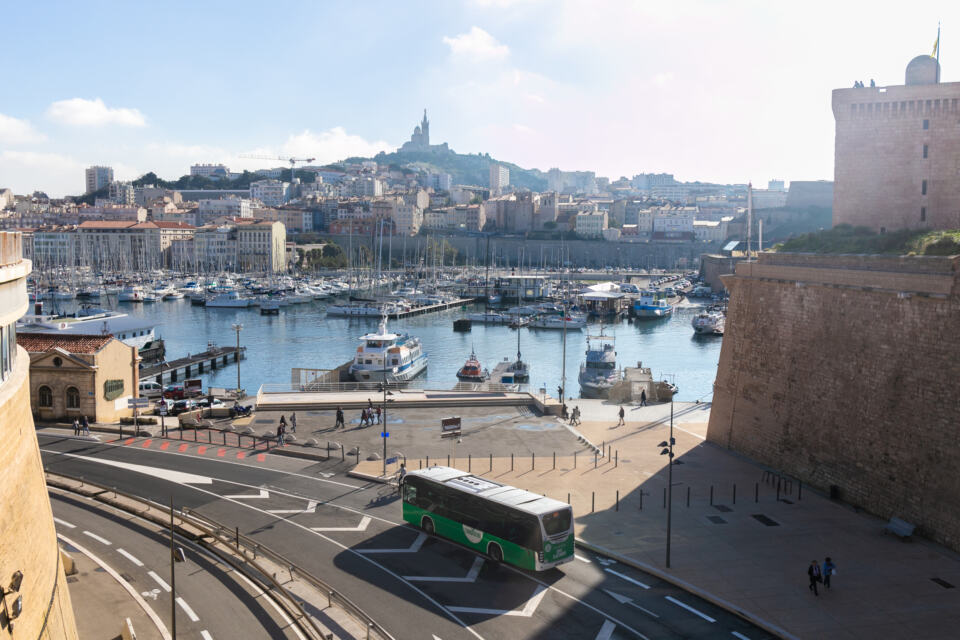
[0,0,954,197]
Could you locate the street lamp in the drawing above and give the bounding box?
[231,323,243,394]
[658,399,675,568]
[158,360,168,436]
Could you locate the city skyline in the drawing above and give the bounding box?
[0,1,955,197]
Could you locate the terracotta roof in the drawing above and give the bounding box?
[17,332,115,354]
[78,220,137,229]
[153,221,195,229]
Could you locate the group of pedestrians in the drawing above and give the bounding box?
[72,415,90,436]
[275,412,297,443]
[807,557,838,596]
[359,406,382,427]
[567,406,581,425]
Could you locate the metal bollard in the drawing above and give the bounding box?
[594,452,598,468]
[710,485,714,506]
[208,430,212,443]
[776,477,781,502]
[223,432,226,446]
[567,492,570,504]
[616,490,619,512]
[341,444,345,462]
[553,451,556,470]
[733,483,737,504]
[447,454,450,467]
[119,424,123,440]
[755,482,759,503]
[591,491,595,513]
[511,453,514,471]
[426,455,430,467]
[615,450,618,468]
[639,490,643,511]
[532,452,535,470]
[419,459,422,469]
[687,486,690,507]
[235,526,240,551]
[328,591,333,608]
[468,454,471,472]
[574,450,577,468]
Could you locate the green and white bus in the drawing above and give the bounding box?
[401,466,574,571]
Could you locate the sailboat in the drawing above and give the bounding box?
[506,286,530,382]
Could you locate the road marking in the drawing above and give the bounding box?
[216,448,226,457]
[224,489,269,500]
[83,530,112,545]
[45,451,213,485]
[117,548,144,567]
[236,451,245,459]
[141,588,160,600]
[124,438,136,445]
[53,517,76,529]
[256,454,266,462]
[357,532,427,554]
[149,570,172,592]
[267,500,318,515]
[160,442,170,450]
[58,534,171,640]
[605,568,651,589]
[176,597,200,622]
[312,516,371,532]
[142,439,153,448]
[405,556,483,583]
[575,554,591,563]
[602,589,659,618]
[233,571,307,640]
[731,633,752,640]
[197,446,207,455]
[178,444,189,452]
[665,596,716,623]
[201,632,214,640]
[448,584,547,617]
[595,620,616,640]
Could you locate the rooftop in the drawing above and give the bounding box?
[17,332,114,354]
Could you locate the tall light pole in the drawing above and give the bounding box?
[658,399,675,568]
[231,323,243,394]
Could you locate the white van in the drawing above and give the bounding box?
[138,381,163,398]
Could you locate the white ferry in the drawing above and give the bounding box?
[348,317,428,383]
[578,333,621,399]
[691,310,725,335]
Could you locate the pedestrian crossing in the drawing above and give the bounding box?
[120,436,268,462]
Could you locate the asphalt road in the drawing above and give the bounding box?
[40,431,774,640]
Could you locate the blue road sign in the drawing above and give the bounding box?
[386,456,398,465]
[381,432,389,438]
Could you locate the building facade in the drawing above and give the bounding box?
[250,179,290,207]
[489,163,510,197]
[85,165,114,193]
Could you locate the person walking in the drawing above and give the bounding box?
[808,559,822,596]
[376,406,382,424]
[640,389,647,407]
[822,557,837,590]
[367,398,373,410]
[81,415,90,436]
[73,417,80,436]
[279,414,287,430]
[290,412,297,433]
[617,406,625,426]
[276,423,285,445]
[398,462,407,489]
[335,406,344,429]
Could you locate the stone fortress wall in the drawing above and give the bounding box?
[707,251,960,550]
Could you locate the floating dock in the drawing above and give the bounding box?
[140,346,246,384]
[388,298,476,319]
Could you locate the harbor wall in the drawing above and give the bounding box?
[707,252,960,550]
[321,234,717,269]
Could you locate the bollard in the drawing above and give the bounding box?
[367,623,374,640]
[710,485,714,506]
[608,445,611,460]
[798,481,802,501]
[755,482,759,503]
[574,450,577,468]
[179,428,183,440]
[447,454,450,467]
[615,450,618,468]
[567,492,570,504]
[687,486,690,507]
[193,428,198,442]
[468,454,471,472]
[357,448,361,464]
[426,455,430,467]
[602,441,605,456]
[616,490,619,512]
[594,452,598,468]
[223,432,226,446]
[591,491,595,513]
[208,430,212,443]
[235,526,240,551]
[119,424,123,440]
[663,487,666,508]
[419,459,422,469]
[553,451,556,470]
[532,452,535,470]
[733,483,737,504]
[328,591,333,608]
[511,453,514,471]
[341,444,345,462]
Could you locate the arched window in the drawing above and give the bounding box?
[66,386,80,409]
[38,385,53,408]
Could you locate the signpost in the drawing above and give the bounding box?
[381,431,389,477]
[440,417,462,438]
[157,399,168,436]
[128,397,149,434]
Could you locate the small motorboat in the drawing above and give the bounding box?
[456,350,489,382]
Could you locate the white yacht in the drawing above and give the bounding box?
[349,317,428,383]
[578,333,621,399]
[118,285,145,302]
[692,310,725,335]
[529,312,587,330]
[206,290,251,308]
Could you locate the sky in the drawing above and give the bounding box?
[0,0,956,197]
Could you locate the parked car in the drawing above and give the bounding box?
[195,397,224,409]
[169,399,197,416]
[139,381,163,398]
[163,384,185,400]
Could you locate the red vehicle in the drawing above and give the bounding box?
[163,383,185,400]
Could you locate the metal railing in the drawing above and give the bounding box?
[258,380,525,395]
[45,471,393,640]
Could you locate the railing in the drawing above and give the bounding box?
[0,232,23,268]
[258,380,526,395]
[45,470,393,640]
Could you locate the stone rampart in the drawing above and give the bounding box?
[707,252,960,550]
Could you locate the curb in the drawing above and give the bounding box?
[267,447,330,462]
[574,538,798,640]
[347,469,392,484]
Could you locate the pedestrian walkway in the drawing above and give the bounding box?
[352,400,960,640]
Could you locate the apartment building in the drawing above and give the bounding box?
[85,165,114,193]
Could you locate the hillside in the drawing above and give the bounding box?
[346,149,548,191]
[774,225,960,255]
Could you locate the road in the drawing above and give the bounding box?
[40,431,774,640]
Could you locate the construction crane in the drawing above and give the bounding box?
[238,155,316,182]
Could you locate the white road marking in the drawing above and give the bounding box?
[224,488,269,499]
[405,557,484,582]
[357,532,427,554]
[53,517,76,528]
[267,500,318,515]
[233,571,307,640]
[48,451,213,484]
[731,633,752,640]
[605,568,651,589]
[149,571,172,592]
[575,554,591,563]
[58,533,171,640]
[117,548,144,567]
[448,584,547,617]
[665,596,716,623]
[201,632,214,640]
[595,620,617,640]
[83,530,112,545]
[141,588,160,600]
[602,589,659,618]
[312,515,372,532]
[176,597,200,622]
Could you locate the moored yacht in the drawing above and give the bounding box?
[529,311,587,330]
[206,290,251,308]
[691,310,725,335]
[633,289,673,318]
[118,285,145,302]
[348,317,428,382]
[578,333,621,399]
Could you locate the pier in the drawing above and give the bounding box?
[388,297,477,319]
[140,345,245,384]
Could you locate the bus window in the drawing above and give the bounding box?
[542,508,572,536]
[404,483,418,504]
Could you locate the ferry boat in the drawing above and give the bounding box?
[456,350,489,382]
[206,290,251,308]
[578,333,621,399]
[691,310,725,335]
[633,289,673,318]
[529,312,587,330]
[18,307,164,360]
[348,317,428,383]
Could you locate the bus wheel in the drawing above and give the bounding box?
[487,543,503,564]
[421,516,435,535]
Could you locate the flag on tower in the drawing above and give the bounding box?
[932,33,939,58]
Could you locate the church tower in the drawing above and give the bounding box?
[421,109,430,146]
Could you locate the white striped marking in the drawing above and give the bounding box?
[357,532,427,554]
[605,568,650,589]
[176,597,200,622]
[224,489,269,499]
[575,554,591,563]
[405,557,483,582]
[200,632,214,640]
[731,633,752,640]
[448,584,547,617]
[267,500,318,515]
[595,620,616,640]
[148,571,171,592]
[117,548,144,567]
[665,596,716,622]
[83,530,112,545]
[54,517,76,529]
[312,516,371,532]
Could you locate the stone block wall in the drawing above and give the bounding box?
[707,252,960,550]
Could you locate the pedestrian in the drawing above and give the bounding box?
[81,415,90,436]
[335,406,344,429]
[290,412,297,433]
[618,406,625,426]
[822,557,837,590]
[557,385,563,400]
[72,417,80,436]
[279,414,287,428]
[276,424,284,445]
[398,462,406,489]
[367,398,373,410]
[640,389,647,407]
[808,559,822,596]
[573,406,581,425]
[361,408,369,427]
[376,406,382,424]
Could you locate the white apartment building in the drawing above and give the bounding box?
[198,198,252,223]
[338,176,385,198]
[190,163,230,179]
[77,204,147,222]
[250,180,290,207]
[693,215,733,243]
[422,209,447,230]
[236,220,286,273]
[108,181,136,205]
[194,225,237,271]
[428,172,452,191]
[394,203,423,235]
[489,163,509,197]
[653,206,696,239]
[575,211,608,238]
[32,228,77,269]
[85,166,114,194]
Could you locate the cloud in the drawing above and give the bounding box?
[47,98,146,127]
[280,127,393,163]
[0,113,46,144]
[0,150,83,197]
[652,71,675,87]
[443,27,510,61]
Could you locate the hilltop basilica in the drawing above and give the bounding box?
[399,109,450,154]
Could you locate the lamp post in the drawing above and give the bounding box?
[159,360,168,437]
[658,399,675,568]
[231,323,243,394]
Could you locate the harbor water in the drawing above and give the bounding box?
[59,299,722,401]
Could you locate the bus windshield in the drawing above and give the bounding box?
[541,508,572,536]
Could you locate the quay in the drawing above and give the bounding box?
[388,297,476,319]
[140,345,245,384]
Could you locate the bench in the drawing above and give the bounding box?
[883,517,916,540]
